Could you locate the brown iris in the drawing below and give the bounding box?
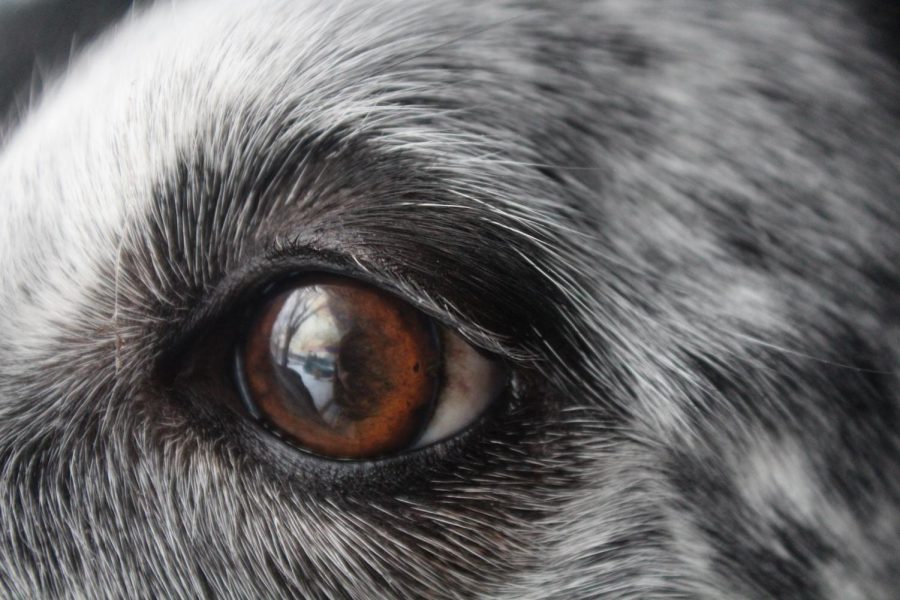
[241,277,440,459]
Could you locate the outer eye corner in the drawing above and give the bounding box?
[235,274,508,462]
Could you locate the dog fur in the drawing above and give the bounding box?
[0,0,898,597]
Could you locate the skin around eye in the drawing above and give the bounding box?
[239,276,507,460]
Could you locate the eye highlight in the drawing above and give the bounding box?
[237,276,507,460]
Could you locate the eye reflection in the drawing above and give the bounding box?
[270,288,349,427]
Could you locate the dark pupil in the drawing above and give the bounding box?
[250,281,440,458]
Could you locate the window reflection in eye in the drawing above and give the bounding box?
[238,276,508,460]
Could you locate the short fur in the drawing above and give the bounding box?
[0,0,898,598]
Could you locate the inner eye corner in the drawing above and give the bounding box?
[231,273,510,463]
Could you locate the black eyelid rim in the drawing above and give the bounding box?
[156,246,527,377]
[259,244,537,361]
[233,352,519,466]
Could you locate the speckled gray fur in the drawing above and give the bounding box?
[0,1,898,598]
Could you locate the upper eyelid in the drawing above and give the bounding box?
[273,243,543,361]
[151,245,534,381]
[265,238,534,355]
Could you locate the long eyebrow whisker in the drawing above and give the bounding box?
[725,332,892,374]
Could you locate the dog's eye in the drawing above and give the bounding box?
[236,276,508,459]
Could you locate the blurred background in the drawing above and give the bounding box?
[0,0,144,123]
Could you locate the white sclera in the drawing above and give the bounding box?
[412,331,507,448]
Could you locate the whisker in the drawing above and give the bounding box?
[726,331,892,374]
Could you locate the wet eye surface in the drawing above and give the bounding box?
[237,276,508,460]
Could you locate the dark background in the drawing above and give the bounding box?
[0,0,141,126]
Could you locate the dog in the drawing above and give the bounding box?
[1,0,898,597]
